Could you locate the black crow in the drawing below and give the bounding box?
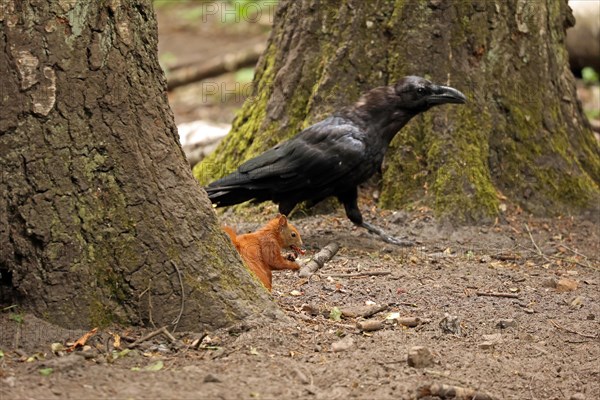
[206,76,466,245]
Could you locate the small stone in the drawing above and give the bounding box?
[496,319,517,329]
[407,346,434,369]
[482,333,502,343]
[479,341,496,349]
[366,20,374,28]
[439,313,462,335]
[292,368,309,385]
[356,319,384,332]
[301,304,319,316]
[570,393,585,400]
[524,308,535,314]
[480,255,492,263]
[203,373,221,383]
[2,376,16,388]
[556,278,578,292]
[290,290,303,296]
[541,277,558,288]
[331,336,354,353]
[570,296,584,309]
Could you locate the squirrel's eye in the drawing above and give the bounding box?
[291,232,296,237]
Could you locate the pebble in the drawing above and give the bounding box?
[2,376,16,388]
[480,255,492,263]
[570,393,585,400]
[541,277,558,288]
[331,336,354,353]
[439,313,462,335]
[407,346,434,368]
[203,373,222,383]
[556,278,578,292]
[479,341,495,350]
[292,368,309,385]
[496,319,517,329]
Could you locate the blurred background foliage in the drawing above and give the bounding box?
[153,1,599,162]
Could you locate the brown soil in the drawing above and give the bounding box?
[2,3,598,400]
[1,204,599,400]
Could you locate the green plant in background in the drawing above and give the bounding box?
[159,52,178,74]
[582,67,599,85]
[9,312,23,324]
[235,67,255,84]
[2,305,24,324]
[153,0,194,9]
[580,67,600,120]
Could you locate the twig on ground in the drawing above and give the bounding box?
[525,223,544,257]
[476,291,520,299]
[356,319,384,332]
[558,244,596,263]
[128,326,176,349]
[170,261,185,334]
[417,382,497,400]
[549,319,598,339]
[325,270,391,278]
[192,332,208,350]
[517,243,598,270]
[299,243,340,277]
[340,304,388,318]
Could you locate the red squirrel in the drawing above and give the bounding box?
[223,215,304,291]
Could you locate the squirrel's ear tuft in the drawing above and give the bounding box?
[278,214,287,226]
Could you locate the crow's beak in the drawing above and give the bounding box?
[427,85,467,105]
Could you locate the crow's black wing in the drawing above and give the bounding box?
[206,116,368,205]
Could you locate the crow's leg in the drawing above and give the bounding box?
[338,188,413,247]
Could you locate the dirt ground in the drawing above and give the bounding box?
[2,3,599,400]
[1,206,599,399]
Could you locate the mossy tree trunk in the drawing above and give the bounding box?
[0,0,280,330]
[196,0,599,222]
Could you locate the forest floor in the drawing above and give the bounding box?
[1,205,599,400]
[2,3,599,400]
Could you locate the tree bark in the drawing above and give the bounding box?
[196,0,600,223]
[0,0,280,330]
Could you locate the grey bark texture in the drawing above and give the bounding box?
[197,0,599,223]
[0,0,281,330]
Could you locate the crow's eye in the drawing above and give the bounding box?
[417,87,425,95]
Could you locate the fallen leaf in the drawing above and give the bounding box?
[385,312,401,320]
[112,333,121,349]
[290,290,303,296]
[51,343,65,354]
[67,327,98,352]
[249,347,260,355]
[39,368,53,376]
[570,296,584,309]
[26,352,45,362]
[329,307,342,321]
[143,360,164,372]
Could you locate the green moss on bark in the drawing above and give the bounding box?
[194,0,599,223]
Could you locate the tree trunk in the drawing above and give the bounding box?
[0,0,280,330]
[196,0,600,223]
